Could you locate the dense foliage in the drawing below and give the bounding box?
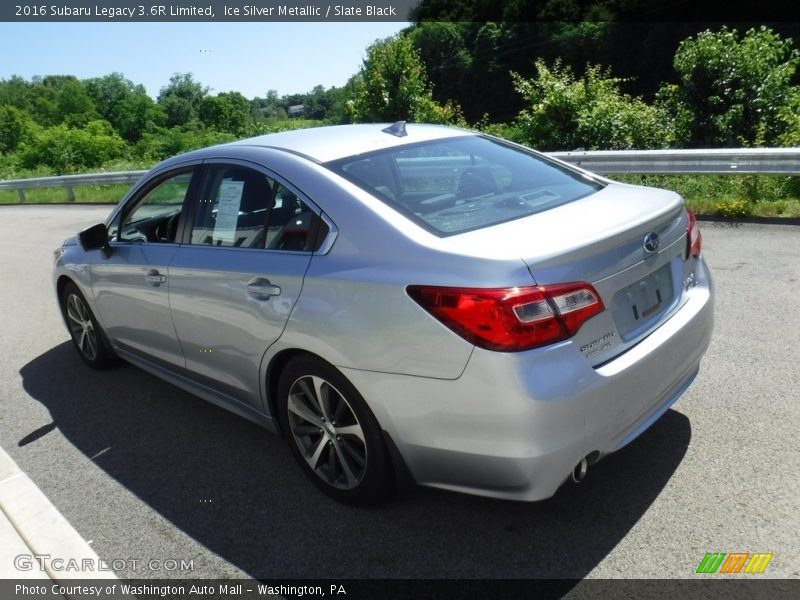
[665,27,800,147]
[408,0,800,121]
[0,72,346,174]
[509,60,672,150]
[346,35,463,124]
[1,5,799,179]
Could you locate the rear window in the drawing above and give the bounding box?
[326,135,604,236]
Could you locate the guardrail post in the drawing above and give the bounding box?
[17,189,25,203]
[65,185,75,202]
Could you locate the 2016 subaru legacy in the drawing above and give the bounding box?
[53,123,714,504]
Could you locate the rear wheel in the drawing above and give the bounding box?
[278,356,393,504]
[61,282,116,369]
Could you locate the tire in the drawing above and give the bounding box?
[60,281,117,370]
[278,355,393,504]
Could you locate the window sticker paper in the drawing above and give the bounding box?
[214,179,244,242]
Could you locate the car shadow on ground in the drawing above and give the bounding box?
[20,342,691,580]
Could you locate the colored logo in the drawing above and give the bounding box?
[696,552,773,574]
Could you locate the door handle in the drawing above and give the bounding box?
[247,278,281,299]
[145,269,167,286]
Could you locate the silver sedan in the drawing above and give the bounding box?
[53,123,714,504]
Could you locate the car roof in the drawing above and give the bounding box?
[227,123,476,163]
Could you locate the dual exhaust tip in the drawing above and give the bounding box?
[571,456,589,483]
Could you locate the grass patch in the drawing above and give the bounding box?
[0,158,149,204]
[612,174,800,218]
[0,183,131,204]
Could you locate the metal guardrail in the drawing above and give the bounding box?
[550,148,800,175]
[1,148,799,202]
[0,170,146,202]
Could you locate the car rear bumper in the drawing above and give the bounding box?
[341,257,714,501]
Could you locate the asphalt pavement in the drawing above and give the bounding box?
[0,205,797,582]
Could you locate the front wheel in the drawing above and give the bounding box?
[60,282,116,369]
[278,356,393,504]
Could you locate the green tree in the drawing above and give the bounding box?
[157,73,209,127]
[84,73,164,141]
[111,92,165,142]
[133,126,237,162]
[410,22,471,106]
[664,26,800,147]
[250,89,288,123]
[198,91,251,134]
[17,119,126,174]
[303,85,345,121]
[318,85,351,124]
[54,78,99,127]
[778,89,800,146]
[30,76,67,124]
[346,34,462,124]
[0,76,37,115]
[0,105,33,152]
[84,73,134,122]
[512,60,672,150]
[468,23,509,116]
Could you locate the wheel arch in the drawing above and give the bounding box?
[56,274,102,328]
[57,277,118,368]
[56,274,81,328]
[56,274,74,304]
[264,347,415,491]
[265,348,318,435]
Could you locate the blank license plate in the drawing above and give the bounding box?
[611,262,674,339]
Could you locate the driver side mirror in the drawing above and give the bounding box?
[78,223,112,257]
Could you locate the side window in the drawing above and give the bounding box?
[265,183,329,252]
[118,170,193,243]
[191,165,275,248]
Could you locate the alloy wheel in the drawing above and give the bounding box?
[286,375,367,490]
[65,293,98,361]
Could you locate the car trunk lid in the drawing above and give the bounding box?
[444,183,688,365]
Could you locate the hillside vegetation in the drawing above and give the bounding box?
[2,3,800,215]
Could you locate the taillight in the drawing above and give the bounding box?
[686,210,702,258]
[406,282,604,352]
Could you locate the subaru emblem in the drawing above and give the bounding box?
[643,232,660,253]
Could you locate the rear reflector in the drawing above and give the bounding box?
[407,282,604,352]
[686,210,702,258]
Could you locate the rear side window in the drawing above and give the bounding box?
[265,183,328,251]
[192,165,274,248]
[327,136,604,236]
[191,164,329,251]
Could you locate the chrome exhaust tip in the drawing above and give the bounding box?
[571,457,588,483]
